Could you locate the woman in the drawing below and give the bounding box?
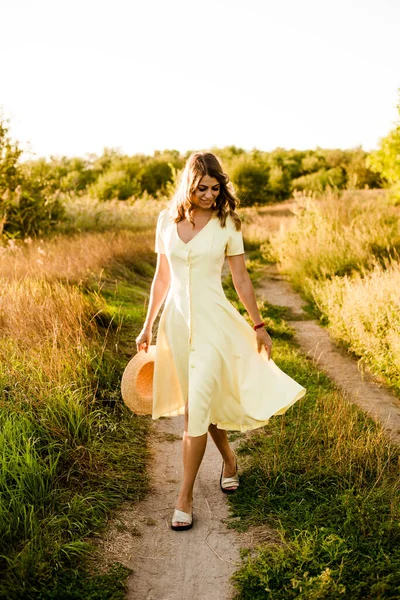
[135,152,305,531]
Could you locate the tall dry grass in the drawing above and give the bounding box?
[59,194,166,233]
[0,279,98,393]
[239,202,296,248]
[269,189,400,298]
[311,261,400,392]
[0,273,109,592]
[0,229,154,283]
[0,224,156,595]
[264,188,400,395]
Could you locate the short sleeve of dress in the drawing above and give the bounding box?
[226,216,245,256]
[155,209,167,254]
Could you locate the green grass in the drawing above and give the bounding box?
[0,407,148,599]
[35,563,132,600]
[0,255,156,598]
[222,297,400,599]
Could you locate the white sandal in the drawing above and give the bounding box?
[220,456,239,495]
[171,508,194,531]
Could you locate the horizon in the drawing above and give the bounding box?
[10,143,382,163]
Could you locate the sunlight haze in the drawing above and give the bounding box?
[1,0,399,158]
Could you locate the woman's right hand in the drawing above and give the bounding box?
[136,326,152,353]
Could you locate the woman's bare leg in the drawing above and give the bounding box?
[173,405,208,527]
[208,424,238,490]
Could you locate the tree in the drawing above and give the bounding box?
[138,159,174,196]
[0,113,64,237]
[346,147,382,189]
[230,154,270,205]
[0,114,22,195]
[367,127,400,186]
[367,92,400,186]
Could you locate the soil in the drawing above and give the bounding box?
[101,260,400,600]
[101,414,249,600]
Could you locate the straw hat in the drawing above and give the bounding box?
[121,345,156,415]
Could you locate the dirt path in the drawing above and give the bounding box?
[126,416,244,600]
[102,261,400,600]
[102,412,249,600]
[257,264,400,445]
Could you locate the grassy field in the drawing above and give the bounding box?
[255,189,400,397]
[222,264,400,599]
[0,207,160,598]
[2,193,400,598]
[216,195,400,598]
[230,309,399,599]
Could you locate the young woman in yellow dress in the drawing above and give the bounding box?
[135,152,305,531]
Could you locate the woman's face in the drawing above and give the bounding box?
[191,175,220,209]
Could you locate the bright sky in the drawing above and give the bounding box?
[1,0,399,159]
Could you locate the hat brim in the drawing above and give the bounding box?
[121,345,156,415]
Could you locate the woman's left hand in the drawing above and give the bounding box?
[256,328,272,360]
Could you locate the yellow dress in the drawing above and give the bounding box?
[152,209,306,437]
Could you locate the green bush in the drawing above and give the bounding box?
[230,155,271,205]
[138,159,174,195]
[0,116,66,238]
[20,156,97,196]
[301,153,325,174]
[88,169,138,200]
[368,127,400,186]
[267,148,301,199]
[267,164,292,199]
[346,147,382,188]
[367,90,400,191]
[0,117,21,194]
[292,167,346,193]
[1,186,65,237]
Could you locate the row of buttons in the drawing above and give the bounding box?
[187,252,192,349]
[186,249,194,367]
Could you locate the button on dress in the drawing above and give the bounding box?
[152,209,306,437]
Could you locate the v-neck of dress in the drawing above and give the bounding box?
[175,215,215,245]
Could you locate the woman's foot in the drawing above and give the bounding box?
[221,451,239,493]
[171,508,193,531]
[171,494,193,530]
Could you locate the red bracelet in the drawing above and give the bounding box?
[253,321,265,331]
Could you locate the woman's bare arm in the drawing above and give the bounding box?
[136,253,170,352]
[227,253,272,358]
[227,254,262,324]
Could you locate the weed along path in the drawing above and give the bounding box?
[257,264,400,446]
